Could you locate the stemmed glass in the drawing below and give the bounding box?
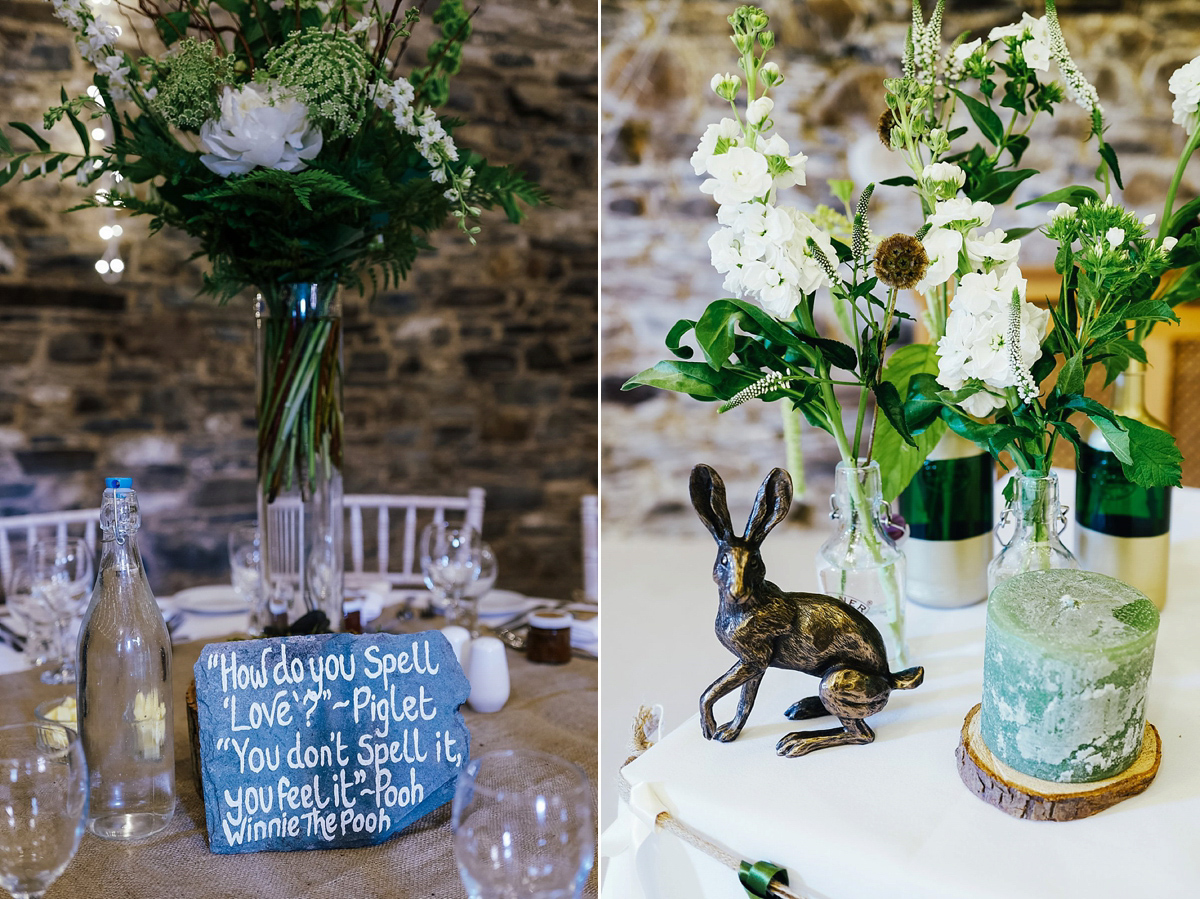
[4,566,57,668]
[421,523,483,634]
[0,722,88,899]
[28,540,94,685]
[452,749,595,899]
[228,523,266,629]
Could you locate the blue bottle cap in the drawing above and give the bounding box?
[105,477,133,489]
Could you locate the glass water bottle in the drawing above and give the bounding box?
[77,477,175,840]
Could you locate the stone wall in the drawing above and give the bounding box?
[601,0,1200,534]
[0,0,598,599]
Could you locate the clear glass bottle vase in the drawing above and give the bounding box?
[988,470,1079,593]
[76,477,176,840]
[817,459,909,667]
[255,282,345,633]
[1075,360,1172,609]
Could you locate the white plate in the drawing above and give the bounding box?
[172,585,249,616]
[477,590,538,619]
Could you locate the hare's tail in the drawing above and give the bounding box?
[889,666,924,690]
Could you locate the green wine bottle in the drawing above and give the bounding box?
[1075,360,1172,609]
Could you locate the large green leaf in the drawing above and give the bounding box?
[622,360,746,400]
[1055,352,1085,397]
[873,345,947,501]
[1121,417,1183,487]
[969,168,1038,205]
[693,299,798,369]
[1016,184,1099,210]
[951,89,1004,147]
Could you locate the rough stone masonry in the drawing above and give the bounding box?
[0,0,598,599]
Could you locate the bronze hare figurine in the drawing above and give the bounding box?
[691,463,924,757]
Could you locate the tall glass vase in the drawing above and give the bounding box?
[988,471,1078,593]
[898,429,993,608]
[1075,360,1172,609]
[817,459,909,667]
[254,282,344,633]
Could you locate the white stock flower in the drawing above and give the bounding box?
[914,227,963,294]
[701,146,773,206]
[199,83,323,177]
[921,161,966,200]
[759,133,807,191]
[1106,227,1125,249]
[966,229,1021,272]
[760,62,784,87]
[1169,56,1200,135]
[1024,36,1050,71]
[746,96,773,126]
[711,72,741,101]
[690,117,741,176]
[929,196,994,230]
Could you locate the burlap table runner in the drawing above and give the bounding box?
[2,623,598,899]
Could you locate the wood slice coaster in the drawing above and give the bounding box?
[956,703,1161,821]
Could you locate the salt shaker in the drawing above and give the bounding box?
[466,636,510,713]
[441,625,472,673]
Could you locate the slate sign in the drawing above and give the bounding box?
[193,631,470,854]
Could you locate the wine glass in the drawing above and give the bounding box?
[421,523,483,634]
[228,523,266,629]
[28,539,94,685]
[5,566,58,668]
[0,722,88,899]
[452,749,594,899]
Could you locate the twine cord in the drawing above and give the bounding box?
[617,707,810,899]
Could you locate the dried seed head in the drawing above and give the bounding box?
[873,233,928,290]
[877,108,897,149]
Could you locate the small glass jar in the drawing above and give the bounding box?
[526,611,573,664]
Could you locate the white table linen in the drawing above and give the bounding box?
[602,470,1200,899]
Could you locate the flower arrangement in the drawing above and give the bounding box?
[625,1,1187,499]
[0,0,544,302]
[0,0,544,510]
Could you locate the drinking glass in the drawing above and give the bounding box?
[452,749,594,899]
[421,523,483,634]
[0,722,88,899]
[463,542,499,624]
[5,566,57,668]
[29,539,94,685]
[228,523,265,628]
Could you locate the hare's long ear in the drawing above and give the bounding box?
[690,464,734,543]
[744,467,792,546]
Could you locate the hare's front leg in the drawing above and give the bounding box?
[700,662,764,741]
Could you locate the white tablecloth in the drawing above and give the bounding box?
[601,470,1200,899]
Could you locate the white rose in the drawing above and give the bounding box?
[701,146,773,206]
[199,83,324,177]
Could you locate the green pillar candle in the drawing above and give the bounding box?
[981,570,1159,783]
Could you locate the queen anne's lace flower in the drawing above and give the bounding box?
[1169,56,1200,135]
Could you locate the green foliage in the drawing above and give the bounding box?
[874,344,947,501]
[410,0,472,107]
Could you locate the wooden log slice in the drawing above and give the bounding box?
[956,703,1161,821]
